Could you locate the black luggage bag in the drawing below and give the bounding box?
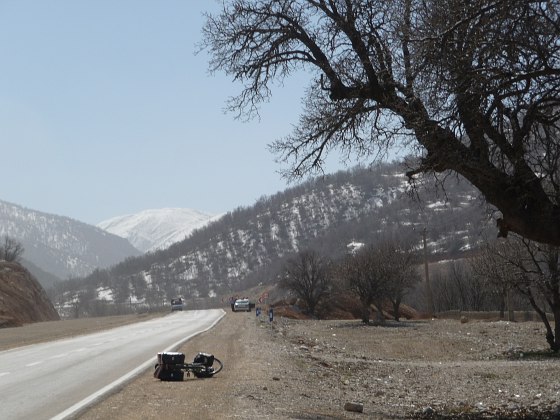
[157,351,185,365]
[155,352,186,381]
[155,367,184,381]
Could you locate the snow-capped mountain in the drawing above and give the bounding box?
[97,208,218,253]
[0,200,141,282]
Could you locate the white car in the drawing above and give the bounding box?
[233,299,251,312]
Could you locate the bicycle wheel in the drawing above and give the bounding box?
[212,357,223,375]
[193,357,224,378]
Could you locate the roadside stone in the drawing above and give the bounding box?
[422,406,434,415]
[344,402,364,413]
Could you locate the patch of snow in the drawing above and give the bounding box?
[427,200,447,209]
[347,241,365,254]
[97,287,114,301]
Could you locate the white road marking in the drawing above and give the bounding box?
[50,353,69,359]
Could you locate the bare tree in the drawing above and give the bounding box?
[339,244,389,323]
[203,0,560,245]
[0,236,24,263]
[474,238,560,352]
[280,250,332,317]
[447,261,490,312]
[430,259,502,313]
[470,243,518,319]
[378,240,421,321]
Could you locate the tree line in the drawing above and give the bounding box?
[279,238,421,324]
[280,233,560,352]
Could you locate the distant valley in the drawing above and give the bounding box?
[0,202,220,291]
[0,200,141,286]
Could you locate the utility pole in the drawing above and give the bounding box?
[423,227,434,318]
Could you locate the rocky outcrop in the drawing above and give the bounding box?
[0,261,60,328]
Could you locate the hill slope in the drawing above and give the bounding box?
[51,163,496,314]
[0,261,60,327]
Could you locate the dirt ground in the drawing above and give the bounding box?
[2,311,560,419]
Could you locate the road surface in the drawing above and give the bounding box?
[0,309,224,419]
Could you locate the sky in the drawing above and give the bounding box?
[0,0,350,225]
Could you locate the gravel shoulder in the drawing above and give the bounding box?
[81,312,559,419]
[3,311,560,419]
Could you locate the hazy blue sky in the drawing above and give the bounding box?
[0,1,351,225]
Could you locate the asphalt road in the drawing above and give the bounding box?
[0,309,224,420]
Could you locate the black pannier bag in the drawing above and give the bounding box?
[158,351,185,365]
[154,352,186,381]
[155,367,184,381]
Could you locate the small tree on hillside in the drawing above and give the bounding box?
[280,250,332,317]
[0,236,24,263]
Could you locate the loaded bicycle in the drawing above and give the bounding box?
[154,351,223,381]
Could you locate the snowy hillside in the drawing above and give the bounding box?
[53,163,497,316]
[0,200,141,282]
[97,208,218,253]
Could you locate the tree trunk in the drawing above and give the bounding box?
[526,290,556,352]
[498,293,505,319]
[375,299,385,324]
[553,306,560,353]
[392,298,401,322]
[361,303,370,324]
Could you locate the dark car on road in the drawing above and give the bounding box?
[171,298,183,311]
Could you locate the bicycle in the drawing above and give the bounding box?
[154,352,223,381]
